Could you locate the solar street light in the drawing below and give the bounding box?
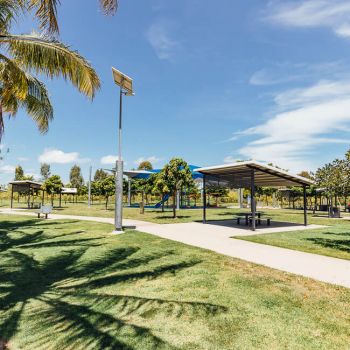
[111,67,134,232]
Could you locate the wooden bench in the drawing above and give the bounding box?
[36,205,53,219]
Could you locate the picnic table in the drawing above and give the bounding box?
[238,212,262,225]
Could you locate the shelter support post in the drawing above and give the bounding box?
[303,185,307,226]
[250,169,256,231]
[203,175,207,224]
[59,192,62,208]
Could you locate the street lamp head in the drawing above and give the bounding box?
[112,67,134,96]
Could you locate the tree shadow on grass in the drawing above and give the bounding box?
[0,222,227,349]
[305,237,350,254]
[0,219,101,252]
[321,230,350,237]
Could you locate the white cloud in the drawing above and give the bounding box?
[266,0,350,39]
[26,172,40,180]
[146,19,181,60]
[18,157,29,162]
[134,156,161,165]
[100,155,118,165]
[224,156,241,163]
[234,80,350,171]
[274,80,350,108]
[249,61,344,86]
[0,165,15,174]
[38,149,90,164]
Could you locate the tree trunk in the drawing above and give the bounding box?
[173,191,176,218]
[105,196,108,210]
[344,196,347,212]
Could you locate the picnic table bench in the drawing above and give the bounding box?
[234,212,272,226]
[36,205,53,219]
[248,216,272,226]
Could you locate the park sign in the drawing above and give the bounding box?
[61,187,78,194]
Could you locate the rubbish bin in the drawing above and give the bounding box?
[330,207,340,218]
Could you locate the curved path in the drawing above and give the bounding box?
[1,208,350,289]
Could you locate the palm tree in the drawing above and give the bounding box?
[27,0,119,34]
[0,0,116,138]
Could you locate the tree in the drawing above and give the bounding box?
[40,163,51,180]
[14,165,24,180]
[135,175,156,205]
[27,1,118,35]
[206,184,229,207]
[91,181,102,204]
[153,176,170,212]
[156,158,194,218]
[69,165,84,190]
[94,169,108,182]
[0,2,100,139]
[315,160,343,217]
[138,161,153,171]
[100,176,115,209]
[43,175,63,205]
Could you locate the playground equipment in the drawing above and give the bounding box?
[154,194,170,208]
[124,165,203,209]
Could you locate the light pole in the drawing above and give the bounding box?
[111,67,134,232]
[88,165,92,208]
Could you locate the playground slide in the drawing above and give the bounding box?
[154,194,170,208]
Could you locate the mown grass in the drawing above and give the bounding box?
[236,221,350,260]
[0,214,350,349]
[15,200,349,224]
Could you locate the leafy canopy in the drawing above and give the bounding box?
[0,0,104,138]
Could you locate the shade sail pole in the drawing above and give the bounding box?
[251,169,256,231]
[303,185,307,226]
[203,175,207,224]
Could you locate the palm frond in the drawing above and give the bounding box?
[0,53,28,100]
[100,0,118,15]
[0,68,53,139]
[21,75,53,133]
[28,0,59,34]
[0,0,21,32]
[0,33,100,98]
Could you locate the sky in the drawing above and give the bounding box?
[2,0,350,184]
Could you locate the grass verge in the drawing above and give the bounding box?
[0,214,350,349]
[235,222,350,260]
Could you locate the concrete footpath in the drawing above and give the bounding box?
[1,208,350,288]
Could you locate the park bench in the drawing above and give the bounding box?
[36,205,53,219]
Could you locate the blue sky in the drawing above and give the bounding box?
[2,0,350,184]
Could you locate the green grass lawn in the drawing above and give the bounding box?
[1,215,350,349]
[13,200,349,224]
[235,222,350,260]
